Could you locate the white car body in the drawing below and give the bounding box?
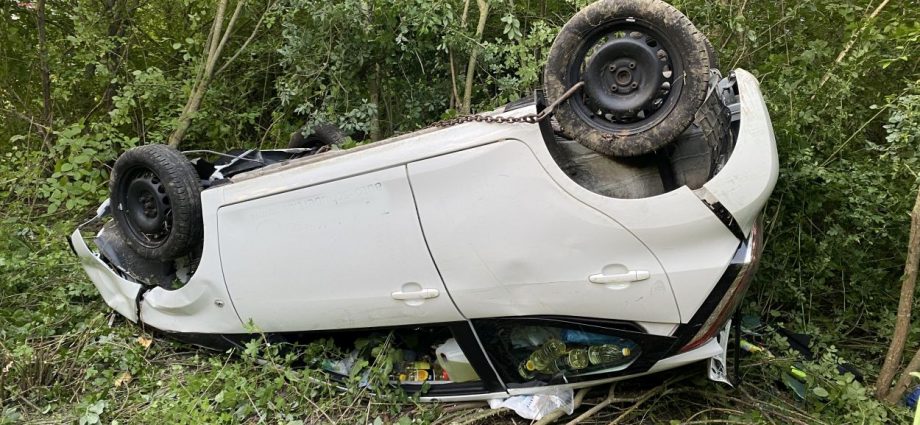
[71,69,777,400]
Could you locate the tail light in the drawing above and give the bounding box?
[679,221,762,353]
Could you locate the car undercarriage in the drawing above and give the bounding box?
[70,0,778,401]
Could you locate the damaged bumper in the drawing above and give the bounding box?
[70,228,141,322]
[702,69,779,236]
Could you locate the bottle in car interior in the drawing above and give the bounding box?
[587,344,633,366]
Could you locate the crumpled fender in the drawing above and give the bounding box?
[70,229,140,322]
[702,69,779,237]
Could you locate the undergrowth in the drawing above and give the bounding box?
[0,222,911,423]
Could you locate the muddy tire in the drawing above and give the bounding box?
[110,144,202,260]
[704,37,719,70]
[544,0,712,157]
[288,123,346,149]
[669,83,732,189]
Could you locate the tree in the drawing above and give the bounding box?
[168,0,241,148]
[460,0,489,114]
[877,187,920,402]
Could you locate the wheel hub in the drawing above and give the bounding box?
[583,36,666,116]
[124,171,171,240]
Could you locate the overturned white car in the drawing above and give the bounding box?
[70,0,777,401]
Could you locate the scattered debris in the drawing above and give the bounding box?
[488,387,575,420]
[113,371,132,387]
[136,336,152,350]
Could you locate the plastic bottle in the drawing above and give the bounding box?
[435,338,479,382]
[587,344,633,365]
[518,359,536,379]
[398,361,432,382]
[527,338,566,371]
[565,348,589,370]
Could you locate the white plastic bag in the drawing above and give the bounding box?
[488,387,574,420]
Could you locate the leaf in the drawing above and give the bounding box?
[114,371,132,387]
[137,336,153,349]
[813,386,829,398]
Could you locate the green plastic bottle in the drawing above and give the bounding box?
[587,344,633,365]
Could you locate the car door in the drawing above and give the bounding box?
[217,166,464,332]
[407,140,680,324]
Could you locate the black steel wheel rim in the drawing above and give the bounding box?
[566,18,684,134]
[117,166,172,247]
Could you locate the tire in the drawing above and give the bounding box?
[544,0,712,157]
[288,123,346,149]
[547,75,730,197]
[704,37,719,70]
[109,144,202,260]
[668,83,732,189]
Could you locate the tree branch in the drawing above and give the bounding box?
[168,0,246,148]
[460,0,489,114]
[813,0,891,97]
[35,0,54,151]
[218,0,274,75]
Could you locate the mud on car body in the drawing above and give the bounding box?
[70,0,777,401]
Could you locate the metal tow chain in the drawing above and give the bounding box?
[435,82,585,128]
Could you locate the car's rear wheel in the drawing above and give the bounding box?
[288,123,346,149]
[110,144,202,260]
[544,0,712,157]
[549,75,730,197]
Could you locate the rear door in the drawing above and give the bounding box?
[217,166,463,332]
[407,140,680,323]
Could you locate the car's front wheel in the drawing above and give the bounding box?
[109,144,202,260]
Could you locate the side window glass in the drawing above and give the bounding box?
[312,325,499,395]
[475,321,643,385]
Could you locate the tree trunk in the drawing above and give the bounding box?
[168,0,244,148]
[369,63,381,141]
[878,186,920,401]
[35,0,54,151]
[887,347,920,405]
[460,0,489,115]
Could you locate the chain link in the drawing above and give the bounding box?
[434,112,541,127]
[434,81,585,128]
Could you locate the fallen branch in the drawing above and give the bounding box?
[565,384,638,425]
[608,386,673,425]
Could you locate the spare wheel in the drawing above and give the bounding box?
[544,0,712,157]
[109,144,202,260]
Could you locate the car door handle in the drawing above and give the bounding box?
[391,288,440,300]
[589,270,651,284]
